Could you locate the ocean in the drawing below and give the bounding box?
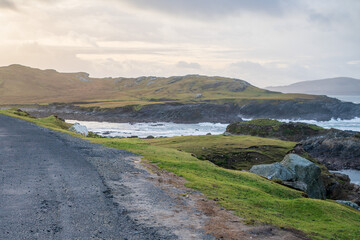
[66,95,360,137]
[66,120,228,138]
[281,95,360,131]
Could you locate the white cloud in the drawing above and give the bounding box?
[347,60,360,65]
[176,61,201,69]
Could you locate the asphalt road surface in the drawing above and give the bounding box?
[0,114,189,240]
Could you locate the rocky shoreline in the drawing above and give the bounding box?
[18,97,360,124]
[227,119,360,171]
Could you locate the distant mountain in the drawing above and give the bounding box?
[266,77,360,96]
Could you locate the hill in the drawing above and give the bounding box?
[266,77,360,95]
[0,64,317,106]
[1,64,360,122]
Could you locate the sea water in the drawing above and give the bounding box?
[277,95,360,131]
[66,120,228,138]
[331,170,360,185]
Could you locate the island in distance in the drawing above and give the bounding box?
[266,77,360,96]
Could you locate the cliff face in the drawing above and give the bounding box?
[21,97,360,124]
[236,98,360,121]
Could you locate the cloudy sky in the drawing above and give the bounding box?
[0,0,359,87]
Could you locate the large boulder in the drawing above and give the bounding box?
[281,154,325,199]
[249,162,294,181]
[250,154,326,199]
[69,123,88,136]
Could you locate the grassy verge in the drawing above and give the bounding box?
[1,109,360,240]
[91,137,360,240]
[0,108,73,133]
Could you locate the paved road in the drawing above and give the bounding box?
[0,114,177,240]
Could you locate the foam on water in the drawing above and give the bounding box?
[277,117,360,132]
[66,120,228,138]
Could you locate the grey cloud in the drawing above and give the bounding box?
[176,61,201,69]
[120,0,290,18]
[0,0,16,9]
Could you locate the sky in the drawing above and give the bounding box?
[0,0,359,87]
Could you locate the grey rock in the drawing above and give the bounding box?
[336,200,360,211]
[250,162,295,181]
[69,123,88,136]
[250,154,326,199]
[281,154,325,199]
[223,132,231,136]
[195,93,203,99]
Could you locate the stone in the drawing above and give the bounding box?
[281,154,325,199]
[195,93,203,99]
[69,123,88,136]
[250,162,295,181]
[336,200,360,211]
[250,154,326,199]
[146,135,155,139]
[223,132,231,136]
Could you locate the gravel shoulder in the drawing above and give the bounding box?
[0,114,308,240]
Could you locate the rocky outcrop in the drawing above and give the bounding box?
[237,98,360,121]
[336,200,360,211]
[20,94,360,123]
[322,172,360,205]
[227,119,360,170]
[23,103,244,123]
[226,119,326,142]
[250,154,326,199]
[250,162,294,181]
[69,123,88,136]
[301,134,360,170]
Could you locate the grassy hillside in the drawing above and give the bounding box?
[1,109,360,239]
[0,64,320,107]
[146,135,297,170]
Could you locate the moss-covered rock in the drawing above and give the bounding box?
[226,119,325,142]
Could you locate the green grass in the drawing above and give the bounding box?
[1,109,359,240]
[145,135,297,170]
[91,137,360,240]
[0,108,74,134]
[237,118,284,126]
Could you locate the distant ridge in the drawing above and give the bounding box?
[0,64,318,106]
[266,77,360,96]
